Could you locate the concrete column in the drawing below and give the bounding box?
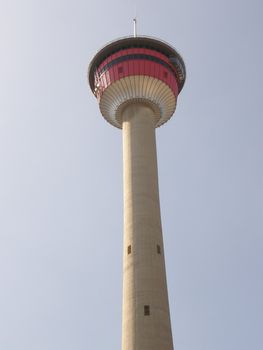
[121,103,174,350]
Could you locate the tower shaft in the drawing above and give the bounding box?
[122,104,173,350]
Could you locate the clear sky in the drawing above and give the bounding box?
[0,0,262,349]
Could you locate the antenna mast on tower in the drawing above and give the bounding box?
[133,18,137,37]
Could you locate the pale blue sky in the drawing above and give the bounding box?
[0,0,262,349]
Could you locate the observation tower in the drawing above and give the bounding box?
[88,34,186,350]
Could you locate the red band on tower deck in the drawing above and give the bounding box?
[94,48,179,99]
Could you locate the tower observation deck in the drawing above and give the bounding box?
[88,36,186,350]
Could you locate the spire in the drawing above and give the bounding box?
[133,18,137,37]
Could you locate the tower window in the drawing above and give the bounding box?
[144,305,150,316]
[163,71,168,78]
[118,66,123,74]
[127,245,131,254]
[157,245,161,254]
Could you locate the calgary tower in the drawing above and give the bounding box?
[88,32,186,350]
